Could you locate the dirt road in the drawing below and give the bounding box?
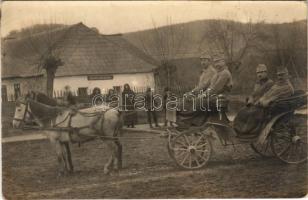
[2,130,307,199]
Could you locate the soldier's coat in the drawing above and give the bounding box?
[248,78,274,104]
[259,79,294,106]
[209,67,233,94]
[192,65,216,93]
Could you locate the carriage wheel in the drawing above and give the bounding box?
[271,114,307,164]
[169,131,212,170]
[250,138,274,158]
[166,128,180,160]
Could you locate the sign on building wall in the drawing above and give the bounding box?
[87,75,114,80]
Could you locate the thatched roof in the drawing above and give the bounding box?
[2,22,158,79]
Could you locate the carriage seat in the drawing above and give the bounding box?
[268,90,307,114]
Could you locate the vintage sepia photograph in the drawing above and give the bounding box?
[1,1,307,199]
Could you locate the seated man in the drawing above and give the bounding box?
[247,64,274,105]
[177,54,233,129]
[208,55,233,95]
[257,68,294,107]
[234,67,294,136]
[191,52,216,94]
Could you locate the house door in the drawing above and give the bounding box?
[78,87,88,97]
[14,83,21,101]
[113,86,121,94]
[2,85,8,102]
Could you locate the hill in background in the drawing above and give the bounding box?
[123,19,307,94]
[3,19,307,94]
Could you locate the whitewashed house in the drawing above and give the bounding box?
[2,23,158,101]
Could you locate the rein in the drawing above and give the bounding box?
[13,102,31,123]
[16,99,120,141]
[19,100,106,130]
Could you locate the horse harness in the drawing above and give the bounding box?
[55,109,109,143]
[16,100,118,141]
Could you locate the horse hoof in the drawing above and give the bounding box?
[57,171,64,178]
[104,168,110,175]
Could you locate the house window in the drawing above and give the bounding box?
[78,87,88,97]
[14,83,21,101]
[2,85,8,102]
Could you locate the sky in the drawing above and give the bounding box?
[1,1,307,37]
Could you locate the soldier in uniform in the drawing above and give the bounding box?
[233,67,294,136]
[191,52,216,94]
[178,55,232,128]
[247,64,274,105]
[257,68,294,107]
[208,55,233,95]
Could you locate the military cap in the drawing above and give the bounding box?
[212,54,225,66]
[256,64,268,73]
[277,67,289,75]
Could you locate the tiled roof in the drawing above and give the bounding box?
[2,23,158,79]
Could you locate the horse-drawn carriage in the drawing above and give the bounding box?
[12,90,307,175]
[166,90,308,170]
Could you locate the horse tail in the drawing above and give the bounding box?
[114,110,123,137]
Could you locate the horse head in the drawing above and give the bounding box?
[12,92,60,129]
[12,96,32,129]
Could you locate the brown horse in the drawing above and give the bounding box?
[12,93,123,176]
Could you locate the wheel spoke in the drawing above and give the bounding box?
[172,132,212,169]
[195,149,208,153]
[196,143,208,148]
[175,150,186,158]
[286,145,294,161]
[275,140,289,147]
[271,114,308,163]
[294,144,300,161]
[193,134,204,146]
[279,144,291,158]
[274,141,288,152]
[175,140,187,147]
[181,152,190,166]
[196,152,207,162]
[183,135,191,146]
[276,135,291,142]
[173,148,187,151]
[194,155,201,166]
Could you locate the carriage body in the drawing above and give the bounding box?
[167,91,307,170]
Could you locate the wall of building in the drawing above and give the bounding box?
[2,72,155,101]
[53,72,155,95]
[2,76,46,101]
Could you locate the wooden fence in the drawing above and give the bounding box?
[5,84,195,102]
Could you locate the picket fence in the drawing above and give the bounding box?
[6,84,195,102]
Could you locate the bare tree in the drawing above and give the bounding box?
[203,18,262,73]
[23,23,67,97]
[135,17,191,89]
[4,23,89,97]
[263,21,307,89]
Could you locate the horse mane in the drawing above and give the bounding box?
[28,99,63,122]
[29,91,58,106]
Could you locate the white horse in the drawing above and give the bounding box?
[12,93,123,176]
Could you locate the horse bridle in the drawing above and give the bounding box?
[13,101,32,124]
[14,100,57,125]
